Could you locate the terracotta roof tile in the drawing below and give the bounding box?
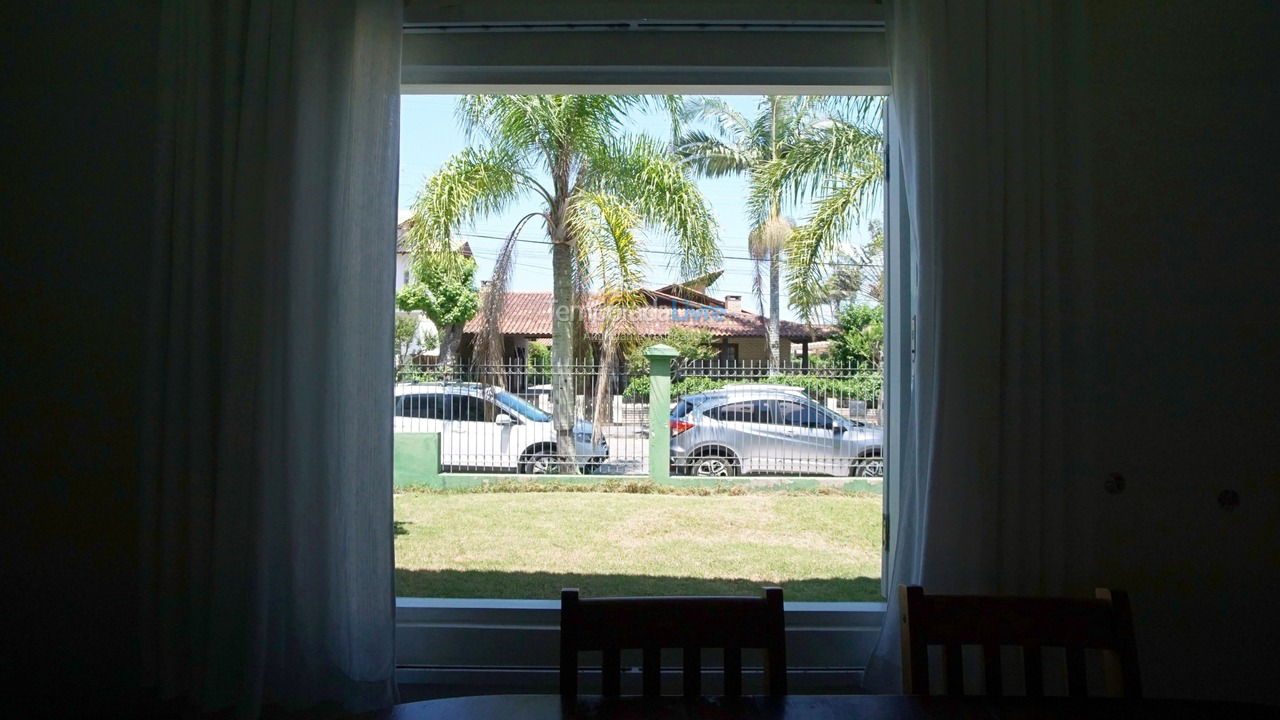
[463,291,833,340]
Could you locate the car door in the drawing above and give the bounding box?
[439,393,509,469]
[700,399,771,474]
[768,399,847,476]
[394,393,445,436]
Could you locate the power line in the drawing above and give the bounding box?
[450,229,884,269]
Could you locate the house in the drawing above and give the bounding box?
[460,281,835,365]
[7,2,1277,716]
[396,214,475,361]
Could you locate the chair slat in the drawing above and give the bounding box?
[602,647,621,697]
[1024,645,1044,698]
[1066,646,1087,698]
[683,646,701,698]
[724,647,742,697]
[899,586,930,694]
[944,643,964,696]
[560,589,579,698]
[642,647,661,697]
[1099,589,1143,698]
[983,643,1003,696]
[764,587,788,696]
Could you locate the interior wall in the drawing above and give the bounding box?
[2,0,1277,713]
[2,4,160,715]
[1072,1,1279,705]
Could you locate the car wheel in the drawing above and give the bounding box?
[690,454,736,478]
[520,448,557,475]
[853,453,884,478]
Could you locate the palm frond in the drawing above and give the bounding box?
[682,97,755,147]
[674,130,755,177]
[785,166,883,324]
[407,146,530,255]
[746,122,885,222]
[473,212,542,372]
[568,191,647,297]
[587,135,721,279]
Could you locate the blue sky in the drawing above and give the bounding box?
[398,95,879,322]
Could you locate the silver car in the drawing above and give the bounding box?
[669,388,884,478]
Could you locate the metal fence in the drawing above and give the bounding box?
[394,361,650,474]
[393,359,883,478]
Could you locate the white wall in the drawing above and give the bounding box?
[4,1,1276,714]
[4,4,160,716]
[1065,1,1280,705]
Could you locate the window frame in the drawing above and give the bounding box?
[393,6,895,691]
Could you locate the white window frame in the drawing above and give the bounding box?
[394,1,898,693]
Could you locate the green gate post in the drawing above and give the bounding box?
[644,344,679,483]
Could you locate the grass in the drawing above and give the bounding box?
[394,485,883,602]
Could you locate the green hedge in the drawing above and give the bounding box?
[622,372,882,403]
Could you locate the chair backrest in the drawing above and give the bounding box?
[899,585,1141,699]
[560,587,787,698]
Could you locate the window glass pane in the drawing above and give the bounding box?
[671,398,694,419]
[398,394,436,418]
[496,390,549,422]
[774,400,835,428]
[706,400,758,422]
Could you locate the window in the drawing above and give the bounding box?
[393,3,892,694]
[705,400,763,423]
[495,390,549,422]
[396,393,442,419]
[773,400,837,429]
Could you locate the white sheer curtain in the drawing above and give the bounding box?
[141,1,401,716]
[867,0,1094,689]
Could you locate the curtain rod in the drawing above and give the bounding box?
[404,21,884,34]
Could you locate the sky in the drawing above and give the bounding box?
[398,95,881,323]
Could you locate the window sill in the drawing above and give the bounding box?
[395,597,886,693]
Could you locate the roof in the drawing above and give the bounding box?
[462,291,834,340]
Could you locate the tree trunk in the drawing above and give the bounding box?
[437,324,462,368]
[551,236,577,473]
[768,252,781,372]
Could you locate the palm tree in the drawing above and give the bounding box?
[678,96,805,370]
[678,97,885,346]
[764,98,885,325]
[405,95,719,471]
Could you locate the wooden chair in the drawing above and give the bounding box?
[560,587,787,698]
[899,585,1141,698]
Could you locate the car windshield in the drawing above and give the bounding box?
[494,390,551,422]
[671,397,699,419]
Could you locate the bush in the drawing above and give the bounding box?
[526,342,551,385]
[622,371,882,403]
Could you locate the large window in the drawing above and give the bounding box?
[392,3,895,695]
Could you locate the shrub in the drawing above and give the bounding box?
[622,371,882,403]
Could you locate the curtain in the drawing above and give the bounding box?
[867,0,1094,690]
[141,1,401,716]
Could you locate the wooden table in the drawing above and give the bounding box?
[356,694,1279,719]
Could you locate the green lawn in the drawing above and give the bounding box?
[394,489,883,601]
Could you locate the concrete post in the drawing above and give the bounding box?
[643,344,679,482]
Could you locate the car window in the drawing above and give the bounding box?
[772,400,836,429]
[495,390,549,422]
[704,400,762,423]
[671,398,695,419]
[397,393,443,419]
[441,394,493,422]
